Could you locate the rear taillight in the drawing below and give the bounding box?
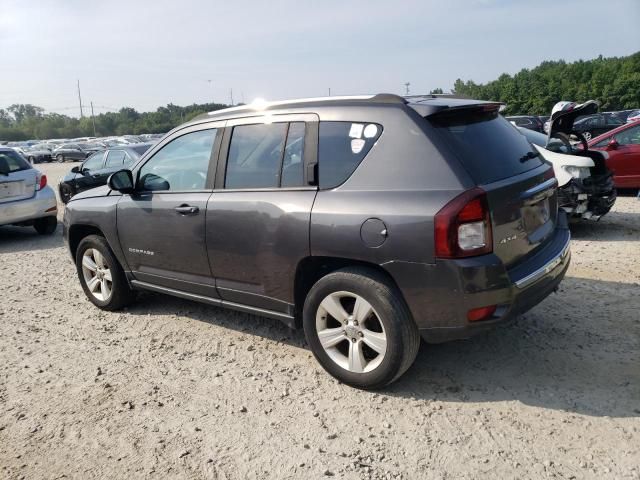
[37,174,47,191]
[434,187,492,258]
[543,166,556,181]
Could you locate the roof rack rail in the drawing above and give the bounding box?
[369,93,407,104]
[404,93,472,101]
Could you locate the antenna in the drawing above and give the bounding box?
[77,79,84,118]
[404,82,411,96]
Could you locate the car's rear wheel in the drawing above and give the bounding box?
[76,235,134,310]
[303,267,420,389]
[33,216,57,235]
[56,154,65,163]
[28,156,35,164]
[583,131,592,141]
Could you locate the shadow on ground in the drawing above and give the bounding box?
[126,273,639,419]
[0,223,63,253]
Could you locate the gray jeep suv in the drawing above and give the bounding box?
[63,94,571,389]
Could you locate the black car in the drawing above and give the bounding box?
[24,144,53,163]
[58,143,152,203]
[52,143,91,163]
[63,94,570,389]
[505,115,545,133]
[572,114,624,140]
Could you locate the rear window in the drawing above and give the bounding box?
[0,150,31,173]
[429,109,543,184]
[318,122,382,189]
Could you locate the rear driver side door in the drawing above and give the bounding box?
[117,124,223,297]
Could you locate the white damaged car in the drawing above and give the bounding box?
[517,100,616,220]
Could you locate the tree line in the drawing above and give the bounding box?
[451,52,640,115]
[2,52,639,141]
[0,102,230,142]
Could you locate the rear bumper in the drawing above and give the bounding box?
[0,186,57,226]
[384,212,571,343]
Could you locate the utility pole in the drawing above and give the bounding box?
[230,88,234,106]
[77,79,84,117]
[90,102,97,136]
[404,82,410,96]
[207,79,213,105]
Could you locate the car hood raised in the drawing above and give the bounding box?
[548,100,599,142]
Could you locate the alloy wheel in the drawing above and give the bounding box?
[81,248,113,302]
[315,291,387,373]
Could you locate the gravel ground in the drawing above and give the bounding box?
[1,162,639,479]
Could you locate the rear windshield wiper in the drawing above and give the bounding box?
[519,151,540,163]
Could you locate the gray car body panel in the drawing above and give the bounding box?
[64,95,570,342]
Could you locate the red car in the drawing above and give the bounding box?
[589,121,640,188]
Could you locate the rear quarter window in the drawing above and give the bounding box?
[429,109,543,185]
[318,122,382,189]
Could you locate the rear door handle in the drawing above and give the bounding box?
[175,205,199,215]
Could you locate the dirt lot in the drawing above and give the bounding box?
[1,162,639,479]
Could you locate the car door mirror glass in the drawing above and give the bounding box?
[71,166,80,173]
[140,173,170,191]
[608,138,619,149]
[108,169,135,193]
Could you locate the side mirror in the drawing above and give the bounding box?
[107,169,135,194]
[71,166,80,174]
[607,138,619,150]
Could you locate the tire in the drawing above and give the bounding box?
[28,156,35,164]
[33,216,57,235]
[59,183,74,204]
[56,154,65,163]
[303,267,420,390]
[75,235,135,311]
[583,131,592,141]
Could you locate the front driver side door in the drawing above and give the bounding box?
[609,124,640,188]
[74,151,106,193]
[117,125,222,297]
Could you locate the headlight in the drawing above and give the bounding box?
[563,166,591,179]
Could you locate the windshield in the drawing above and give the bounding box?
[429,108,543,184]
[131,144,151,156]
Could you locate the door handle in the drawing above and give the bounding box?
[175,204,199,215]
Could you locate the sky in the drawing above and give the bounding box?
[1,0,639,116]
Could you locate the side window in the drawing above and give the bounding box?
[105,150,126,168]
[617,125,640,146]
[225,123,287,189]
[139,129,216,192]
[82,152,104,170]
[281,122,306,188]
[318,122,382,189]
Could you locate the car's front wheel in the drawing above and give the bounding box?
[59,183,74,204]
[76,235,134,310]
[303,267,420,389]
[583,131,592,141]
[56,154,65,163]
